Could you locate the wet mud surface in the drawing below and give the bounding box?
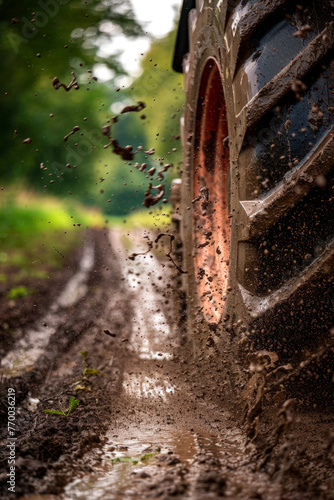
[0,229,333,499]
[0,249,80,361]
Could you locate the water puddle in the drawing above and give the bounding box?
[63,429,199,500]
[1,243,95,377]
[17,427,282,500]
[62,425,261,500]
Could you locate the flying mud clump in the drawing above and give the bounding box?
[120,101,146,114]
[52,72,79,92]
[64,126,80,142]
[129,233,187,275]
[102,101,173,208]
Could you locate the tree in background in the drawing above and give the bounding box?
[0,0,142,194]
[96,29,185,216]
[0,0,184,215]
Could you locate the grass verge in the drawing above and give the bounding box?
[0,190,104,282]
[0,188,171,284]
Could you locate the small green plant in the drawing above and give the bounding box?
[140,453,154,461]
[80,350,99,377]
[44,396,79,417]
[111,457,139,465]
[7,285,30,299]
[74,351,99,391]
[110,452,159,466]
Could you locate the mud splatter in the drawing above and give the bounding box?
[143,147,155,156]
[260,399,296,469]
[155,233,187,274]
[293,24,312,40]
[64,126,80,142]
[142,183,165,208]
[52,72,79,92]
[109,139,135,161]
[156,163,172,181]
[128,239,153,261]
[120,101,146,114]
[103,329,116,337]
[53,247,65,259]
[101,106,168,208]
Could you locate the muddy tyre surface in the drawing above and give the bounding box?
[180,0,334,389]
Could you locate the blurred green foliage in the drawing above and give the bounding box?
[7,286,30,300]
[0,1,184,216]
[130,30,184,168]
[0,189,102,283]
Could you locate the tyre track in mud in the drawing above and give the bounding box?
[0,229,333,499]
[0,229,131,497]
[1,243,95,378]
[57,229,282,500]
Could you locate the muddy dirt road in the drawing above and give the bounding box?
[0,229,333,499]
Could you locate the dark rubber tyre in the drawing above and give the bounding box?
[179,0,334,394]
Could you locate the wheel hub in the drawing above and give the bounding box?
[193,60,230,324]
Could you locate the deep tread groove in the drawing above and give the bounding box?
[239,129,334,239]
[227,0,292,79]
[239,237,334,319]
[236,23,334,145]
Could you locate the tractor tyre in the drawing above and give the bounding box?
[179,0,334,396]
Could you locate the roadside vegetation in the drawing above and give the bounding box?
[0,2,184,218]
[0,2,179,293]
[0,189,102,289]
[0,187,171,295]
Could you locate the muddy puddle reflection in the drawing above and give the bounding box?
[61,426,255,500]
[63,429,197,499]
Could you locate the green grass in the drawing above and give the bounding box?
[0,200,102,254]
[140,453,154,461]
[0,188,171,288]
[111,457,139,465]
[110,451,159,466]
[44,396,79,417]
[7,285,30,299]
[0,191,104,281]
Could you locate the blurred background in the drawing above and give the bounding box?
[0,0,184,294]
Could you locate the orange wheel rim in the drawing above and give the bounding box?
[193,60,230,324]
